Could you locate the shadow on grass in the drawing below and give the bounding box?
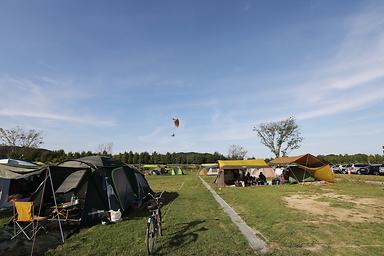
[0,220,78,256]
[157,220,208,255]
[125,191,179,220]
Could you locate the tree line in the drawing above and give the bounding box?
[0,145,226,165]
[1,145,382,165]
[1,125,382,165]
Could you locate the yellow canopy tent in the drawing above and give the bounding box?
[201,163,219,167]
[215,160,271,187]
[218,160,269,169]
[270,154,334,182]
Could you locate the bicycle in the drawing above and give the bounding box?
[145,191,164,255]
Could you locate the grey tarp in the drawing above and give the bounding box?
[0,164,43,208]
[55,170,87,194]
[0,164,43,179]
[71,156,123,168]
[0,179,10,208]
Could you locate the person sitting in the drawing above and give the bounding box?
[244,173,252,186]
[272,175,280,185]
[257,172,267,185]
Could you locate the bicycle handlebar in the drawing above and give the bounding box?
[148,191,164,200]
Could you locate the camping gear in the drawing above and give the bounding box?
[198,169,208,175]
[199,164,219,176]
[269,154,334,182]
[56,156,153,225]
[0,159,38,167]
[214,160,271,187]
[0,163,44,209]
[246,167,276,179]
[11,201,47,240]
[169,166,184,175]
[109,209,122,222]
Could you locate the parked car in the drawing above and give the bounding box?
[367,164,381,175]
[350,163,370,175]
[379,164,384,175]
[343,164,352,174]
[332,165,343,174]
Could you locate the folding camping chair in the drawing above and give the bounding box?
[11,201,47,240]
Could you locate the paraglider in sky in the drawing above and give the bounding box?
[173,117,180,128]
[171,117,180,137]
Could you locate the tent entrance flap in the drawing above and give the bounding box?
[111,167,135,211]
[55,170,87,194]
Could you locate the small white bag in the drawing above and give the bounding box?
[109,209,122,222]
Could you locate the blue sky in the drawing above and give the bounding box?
[1,0,384,157]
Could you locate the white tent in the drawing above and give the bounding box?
[206,167,219,176]
[246,167,276,179]
[0,159,37,166]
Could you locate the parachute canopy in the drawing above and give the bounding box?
[173,117,180,128]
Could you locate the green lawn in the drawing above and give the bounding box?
[335,173,384,182]
[45,174,256,256]
[2,173,383,255]
[204,175,384,256]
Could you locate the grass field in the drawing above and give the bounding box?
[204,174,384,256]
[44,174,256,256]
[1,173,383,255]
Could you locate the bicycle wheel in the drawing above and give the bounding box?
[145,217,157,255]
[157,209,163,236]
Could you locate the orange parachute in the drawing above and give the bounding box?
[173,117,180,128]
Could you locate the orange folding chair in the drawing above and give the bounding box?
[11,201,47,240]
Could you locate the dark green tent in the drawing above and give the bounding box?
[30,156,152,226]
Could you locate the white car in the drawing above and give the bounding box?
[379,164,384,175]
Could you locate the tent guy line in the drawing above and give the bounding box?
[198,176,268,253]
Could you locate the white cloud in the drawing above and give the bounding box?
[296,87,384,120]
[291,4,384,120]
[0,76,115,126]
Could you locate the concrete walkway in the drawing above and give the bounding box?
[199,176,269,254]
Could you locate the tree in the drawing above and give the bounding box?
[0,127,22,150]
[254,117,303,158]
[228,145,248,160]
[0,126,43,156]
[96,142,113,155]
[20,129,43,148]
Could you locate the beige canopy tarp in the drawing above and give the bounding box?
[270,154,334,182]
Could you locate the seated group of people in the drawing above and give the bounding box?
[234,172,269,187]
[234,170,289,187]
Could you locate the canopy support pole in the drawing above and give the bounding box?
[301,155,310,186]
[31,168,49,256]
[48,166,65,243]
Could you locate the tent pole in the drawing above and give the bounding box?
[48,167,65,243]
[105,177,111,210]
[31,168,49,256]
[302,155,310,186]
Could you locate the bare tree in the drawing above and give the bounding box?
[0,127,23,150]
[228,145,248,160]
[97,142,114,155]
[0,126,43,155]
[254,117,303,158]
[20,129,43,148]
